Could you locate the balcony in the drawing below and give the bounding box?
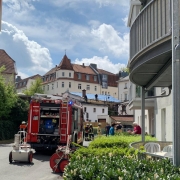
[128,0,176,90]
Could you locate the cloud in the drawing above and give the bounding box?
[91,24,129,58]
[73,56,126,74]
[95,0,129,7]
[0,21,53,78]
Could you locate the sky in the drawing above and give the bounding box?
[0,0,130,79]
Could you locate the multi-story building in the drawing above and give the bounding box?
[42,54,119,98]
[15,74,42,93]
[127,0,175,140]
[0,49,17,84]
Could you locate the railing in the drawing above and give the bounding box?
[130,0,174,60]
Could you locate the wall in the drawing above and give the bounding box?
[155,87,172,141]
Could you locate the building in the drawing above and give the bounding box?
[41,54,119,98]
[127,0,174,140]
[15,74,42,93]
[0,49,17,84]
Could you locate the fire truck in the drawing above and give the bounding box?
[26,93,84,151]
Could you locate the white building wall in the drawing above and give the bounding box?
[155,87,172,141]
[82,104,108,122]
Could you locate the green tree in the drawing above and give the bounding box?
[23,77,44,96]
[0,66,18,120]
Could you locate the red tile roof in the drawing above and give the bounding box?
[0,49,17,74]
[58,54,73,70]
[73,64,96,74]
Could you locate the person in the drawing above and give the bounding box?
[19,121,27,131]
[105,123,111,136]
[89,124,94,140]
[84,124,90,140]
[128,122,141,135]
[109,123,115,136]
[116,122,123,133]
[97,123,102,136]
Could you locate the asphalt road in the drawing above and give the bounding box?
[0,144,63,180]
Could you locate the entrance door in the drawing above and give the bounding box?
[161,108,166,141]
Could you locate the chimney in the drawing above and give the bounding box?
[16,76,22,82]
[82,89,86,97]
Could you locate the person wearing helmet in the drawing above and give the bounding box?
[84,124,90,140]
[97,123,102,136]
[89,124,94,140]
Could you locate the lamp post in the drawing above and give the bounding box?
[172,0,180,166]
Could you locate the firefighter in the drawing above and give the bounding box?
[84,124,89,140]
[89,124,94,140]
[97,123,102,136]
[19,121,27,143]
[20,121,27,131]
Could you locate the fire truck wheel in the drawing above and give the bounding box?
[59,159,69,173]
[28,151,33,164]
[49,152,63,173]
[9,151,12,164]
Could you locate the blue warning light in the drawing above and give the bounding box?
[68,100,73,105]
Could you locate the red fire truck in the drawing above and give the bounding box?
[26,93,83,151]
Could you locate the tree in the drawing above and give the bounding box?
[23,77,44,96]
[0,66,18,120]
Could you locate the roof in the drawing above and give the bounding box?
[0,49,17,74]
[44,66,57,76]
[70,92,120,103]
[73,64,96,74]
[58,54,73,70]
[111,116,134,122]
[16,74,42,89]
[97,69,115,75]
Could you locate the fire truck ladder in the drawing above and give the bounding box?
[60,101,69,142]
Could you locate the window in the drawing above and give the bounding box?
[69,82,71,88]
[102,82,107,88]
[52,84,54,89]
[62,82,64,88]
[102,74,107,80]
[78,84,81,89]
[78,73,81,79]
[57,82,58,88]
[102,91,104,95]
[105,92,107,95]
[43,86,45,91]
[86,85,90,90]
[94,86,97,91]
[108,92,110,95]
[84,107,86,112]
[93,108,96,112]
[86,74,89,81]
[124,83,127,89]
[62,72,65,76]
[124,93,128,101]
[47,85,49,91]
[94,76,97,81]
[102,109,104,113]
[69,72,71,77]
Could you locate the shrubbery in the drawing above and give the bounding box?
[63,135,180,179]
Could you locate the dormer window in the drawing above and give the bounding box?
[62,72,65,77]
[78,73,81,79]
[86,74,89,81]
[69,72,71,77]
[102,74,107,80]
[94,76,97,81]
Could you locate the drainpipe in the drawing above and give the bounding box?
[141,87,145,142]
[172,0,180,166]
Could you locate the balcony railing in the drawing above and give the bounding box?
[130,0,174,60]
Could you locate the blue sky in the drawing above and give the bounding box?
[0,0,130,79]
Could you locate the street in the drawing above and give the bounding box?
[0,144,63,180]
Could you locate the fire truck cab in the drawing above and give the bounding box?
[26,93,83,151]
